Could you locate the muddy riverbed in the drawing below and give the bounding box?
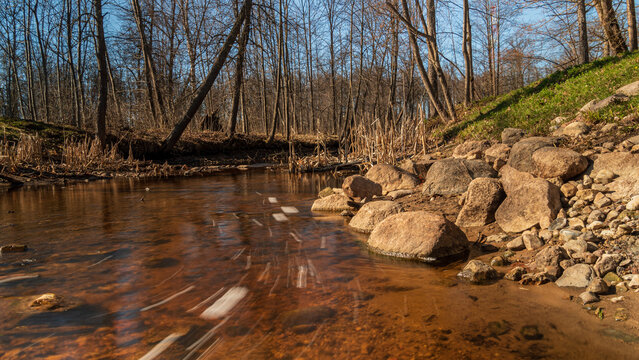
[1,171,638,359]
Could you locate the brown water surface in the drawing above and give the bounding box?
[1,171,638,359]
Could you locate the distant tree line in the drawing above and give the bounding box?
[0,0,636,152]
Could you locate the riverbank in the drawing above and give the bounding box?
[0,117,340,189]
[309,81,639,332]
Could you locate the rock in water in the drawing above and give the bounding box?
[579,291,600,304]
[457,260,498,283]
[29,293,63,310]
[365,164,420,194]
[423,159,496,196]
[456,178,505,227]
[555,264,595,287]
[0,244,28,253]
[282,305,336,328]
[311,194,352,212]
[367,211,469,262]
[532,147,588,180]
[507,137,560,173]
[495,166,562,233]
[349,200,403,233]
[341,175,382,199]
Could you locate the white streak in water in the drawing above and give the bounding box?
[0,274,39,284]
[155,266,184,288]
[281,206,299,214]
[290,232,302,243]
[251,219,263,227]
[268,197,278,204]
[244,255,252,270]
[231,248,245,260]
[296,265,308,288]
[185,317,229,356]
[320,236,327,249]
[88,255,113,268]
[269,275,280,295]
[188,287,226,313]
[272,213,288,222]
[140,285,195,312]
[258,262,271,282]
[200,287,248,320]
[139,332,183,360]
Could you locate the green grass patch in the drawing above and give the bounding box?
[436,51,639,141]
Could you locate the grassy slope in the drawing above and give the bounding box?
[1,117,89,147]
[438,51,639,142]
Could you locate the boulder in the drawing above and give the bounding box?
[579,94,628,113]
[561,121,591,137]
[457,260,498,283]
[523,232,544,250]
[532,147,588,180]
[508,137,560,173]
[399,156,435,177]
[452,140,491,159]
[485,143,511,164]
[423,159,496,196]
[501,128,526,145]
[579,291,600,304]
[495,166,562,232]
[532,246,569,273]
[341,175,382,199]
[29,293,63,310]
[349,200,403,233]
[594,254,623,276]
[455,178,505,227]
[367,211,469,262]
[616,81,639,97]
[592,152,639,198]
[365,164,420,195]
[311,194,352,212]
[555,264,595,287]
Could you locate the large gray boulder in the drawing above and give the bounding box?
[532,147,588,180]
[341,175,382,199]
[556,264,596,287]
[495,166,562,232]
[365,164,421,195]
[349,200,403,233]
[423,158,496,196]
[508,137,560,173]
[367,211,469,262]
[456,178,505,227]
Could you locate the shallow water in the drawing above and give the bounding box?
[1,170,638,360]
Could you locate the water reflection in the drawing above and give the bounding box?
[0,170,637,359]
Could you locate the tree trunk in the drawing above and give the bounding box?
[628,0,638,51]
[463,0,473,106]
[594,0,629,55]
[94,0,108,149]
[228,7,251,137]
[161,0,252,154]
[577,0,590,63]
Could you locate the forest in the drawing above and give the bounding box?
[0,0,636,155]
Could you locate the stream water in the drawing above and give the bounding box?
[1,170,638,359]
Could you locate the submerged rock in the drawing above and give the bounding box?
[579,291,600,305]
[29,293,63,310]
[349,200,403,233]
[367,211,469,262]
[457,260,498,283]
[282,305,336,328]
[0,244,28,253]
